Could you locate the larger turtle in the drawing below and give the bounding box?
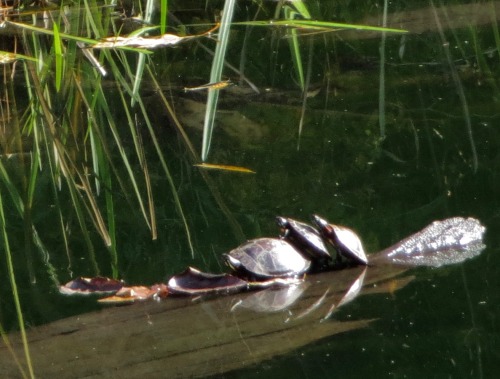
[223,238,311,280]
[312,214,368,266]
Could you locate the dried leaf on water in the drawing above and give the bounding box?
[168,267,248,296]
[60,276,169,303]
[91,24,219,49]
[194,163,256,174]
[59,276,124,295]
[184,80,233,92]
[98,284,168,303]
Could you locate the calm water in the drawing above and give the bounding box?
[1,1,500,378]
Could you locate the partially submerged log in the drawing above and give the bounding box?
[0,216,485,377]
[0,265,411,378]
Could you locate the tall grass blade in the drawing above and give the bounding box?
[52,20,63,92]
[160,0,168,35]
[201,0,236,161]
[5,20,98,45]
[284,5,308,91]
[0,321,29,379]
[135,97,194,256]
[235,19,407,34]
[430,0,478,172]
[0,193,35,379]
[491,2,500,63]
[146,67,245,241]
[0,161,24,215]
[131,0,156,106]
[297,37,313,150]
[288,27,304,90]
[378,0,388,139]
[288,0,311,19]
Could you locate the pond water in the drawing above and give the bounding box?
[1,0,500,378]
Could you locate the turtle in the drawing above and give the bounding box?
[275,216,331,262]
[276,216,333,272]
[312,214,368,266]
[223,238,311,280]
[167,217,485,296]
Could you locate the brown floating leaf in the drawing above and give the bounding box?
[98,284,169,304]
[168,267,248,296]
[115,286,153,299]
[59,276,124,295]
[97,295,136,304]
[150,283,169,299]
[91,24,219,49]
[194,163,256,174]
[184,80,233,92]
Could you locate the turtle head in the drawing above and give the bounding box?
[223,253,242,271]
[312,214,330,231]
[275,216,289,228]
[275,216,291,237]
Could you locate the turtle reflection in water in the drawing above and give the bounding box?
[168,216,486,297]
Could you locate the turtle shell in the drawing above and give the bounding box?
[224,238,311,280]
[312,215,368,265]
[276,217,331,261]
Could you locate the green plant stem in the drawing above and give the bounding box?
[0,192,35,379]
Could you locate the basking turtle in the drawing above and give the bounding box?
[168,217,485,296]
[223,238,311,280]
[276,216,331,262]
[312,215,368,265]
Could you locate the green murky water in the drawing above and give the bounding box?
[1,1,500,377]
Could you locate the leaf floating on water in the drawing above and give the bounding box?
[194,163,256,174]
[59,276,124,295]
[91,24,219,50]
[184,80,233,92]
[98,284,168,303]
[97,295,136,304]
[168,267,248,296]
[60,276,169,302]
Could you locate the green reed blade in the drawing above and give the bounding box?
[160,0,168,35]
[379,0,388,140]
[284,5,306,91]
[235,19,407,34]
[201,0,236,162]
[135,95,194,256]
[0,193,35,379]
[0,161,24,216]
[0,321,29,379]
[52,21,63,92]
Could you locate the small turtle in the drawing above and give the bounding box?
[312,215,368,265]
[223,238,311,280]
[276,216,331,262]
